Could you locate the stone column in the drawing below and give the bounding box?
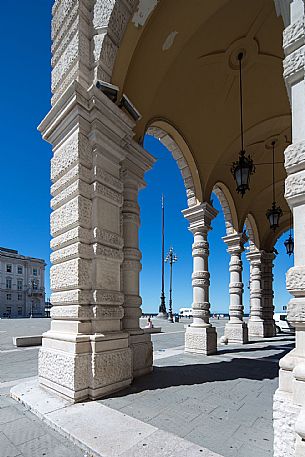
[223,233,248,344]
[183,203,218,355]
[274,1,305,455]
[247,250,276,338]
[121,147,155,377]
[261,252,276,337]
[247,250,264,338]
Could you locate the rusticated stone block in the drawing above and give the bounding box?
[50,258,92,291]
[90,348,132,389]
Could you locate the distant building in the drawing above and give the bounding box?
[0,247,46,318]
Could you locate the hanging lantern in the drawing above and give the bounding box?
[266,202,283,232]
[266,141,282,231]
[231,150,255,196]
[284,211,294,256]
[284,234,294,256]
[231,52,255,196]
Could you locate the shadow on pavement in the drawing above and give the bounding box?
[104,350,289,399]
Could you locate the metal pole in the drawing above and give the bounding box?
[158,194,167,318]
[168,252,174,322]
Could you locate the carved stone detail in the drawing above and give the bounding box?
[285,170,305,199]
[287,267,305,292]
[283,16,305,51]
[283,46,305,79]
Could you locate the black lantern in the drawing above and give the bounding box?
[231,52,255,196]
[266,202,283,232]
[284,211,294,256]
[231,150,255,196]
[266,141,282,231]
[284,234,294,256]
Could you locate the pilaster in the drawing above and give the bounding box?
[274,1,305,455]
[223,232,248,344]
[182,202,218,355]
[121,143,155,377]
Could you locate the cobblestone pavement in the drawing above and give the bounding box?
[0,318,294,457]
[0,395,85,457]
[99,319,294,457]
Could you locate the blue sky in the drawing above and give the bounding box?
[0,1,293,314]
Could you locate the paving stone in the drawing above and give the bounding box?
[0,406,23,424]
[1,416,47,445]
[0,432,21,457]
[17,434,85,457]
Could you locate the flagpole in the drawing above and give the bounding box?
[157,194,167,318]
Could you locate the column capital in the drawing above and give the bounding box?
[182,202,218,233]
[222,232,248,254]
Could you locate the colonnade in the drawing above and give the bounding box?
[183,202,276,355]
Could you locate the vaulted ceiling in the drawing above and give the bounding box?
[112,0,291,250]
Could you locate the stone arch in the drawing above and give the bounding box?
[146,120,203,207]
[93,0,155,83]
[212,182,239,235]
[244,213,260,251]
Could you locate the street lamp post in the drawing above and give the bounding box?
[165,247,178,323]
[157,194,167,318]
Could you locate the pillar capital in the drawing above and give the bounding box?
[182,202,218,234]
[222,232,248,255]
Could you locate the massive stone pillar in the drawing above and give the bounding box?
[183,203,218,355]
[121,152,154,377]
[247,250,276,338]
[223,233,248,344]
[274,1,305,455]
[38,81,154,401]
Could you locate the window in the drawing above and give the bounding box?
[17,279,23,290]
[6,307,11,315]
[6,294,11,301]
[6,278,12,289]
[6,264,12,273]
[32,281,38,290]
[18,293,22,301]
[18,307,22,316]
[17,265,23,275]
[33,268,38,276]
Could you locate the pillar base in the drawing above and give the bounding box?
[263,320,276,337]
[185,325,217,355]
[39,332,133,402]
[225,321,248,344]
[129,331,153,377]
[248,320,275,338]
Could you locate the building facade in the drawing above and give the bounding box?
[0,247,46,318]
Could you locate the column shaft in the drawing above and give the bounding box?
[121,152,154,377]
[223,233,248,344]
[183,203,218,355]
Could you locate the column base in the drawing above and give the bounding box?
[185,325,217,355]
[264,319,276,337]
[129,331,153,377]
[248,320,275,338]
[225,321,248,344]
[39,331,133,402]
